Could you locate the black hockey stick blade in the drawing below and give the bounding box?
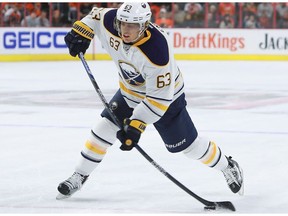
[204,201,236,211]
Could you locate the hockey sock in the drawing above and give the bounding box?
[75,118,119,176]
[183,136,228,171]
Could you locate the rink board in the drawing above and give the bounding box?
[0,28,287,61]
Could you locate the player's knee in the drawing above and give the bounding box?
[91,117,119,146]
[182,136,210,160]
[83,117,118,159]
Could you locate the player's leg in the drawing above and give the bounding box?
[57,90,133,199]
[56,117,118,199]
[154,93,243,195]
[182,137,243,195]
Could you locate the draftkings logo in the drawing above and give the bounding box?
[118,61,145,87]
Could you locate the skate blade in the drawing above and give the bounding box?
[238,167,244,196]
[56,193,71,200]
[238,186,244,196]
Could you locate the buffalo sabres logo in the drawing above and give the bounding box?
[118,61,145,87]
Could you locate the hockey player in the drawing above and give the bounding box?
[57,2,243,200]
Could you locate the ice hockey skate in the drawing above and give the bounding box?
[56,172,88,200]
[222,156,244,195]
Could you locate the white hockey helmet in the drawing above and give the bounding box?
[115,2,152,42]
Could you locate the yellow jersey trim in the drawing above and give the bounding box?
[146,97,169,112]
[119,81,145,99]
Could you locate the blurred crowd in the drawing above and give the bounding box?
[1,2,288,29]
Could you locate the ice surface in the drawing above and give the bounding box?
[0,60,288,214]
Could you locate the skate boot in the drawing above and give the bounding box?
[56,172,88,200]
[222,156,244,195]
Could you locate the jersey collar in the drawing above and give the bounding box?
[133,30,151,47]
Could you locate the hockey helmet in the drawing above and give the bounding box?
[115,2,152,42]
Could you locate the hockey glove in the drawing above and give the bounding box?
[117,119,147,151]
[64,21,94,57]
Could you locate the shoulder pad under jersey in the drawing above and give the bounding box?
[103,9,118,37]
[137,25,169,66]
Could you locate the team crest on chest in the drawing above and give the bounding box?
[118,61,145,87]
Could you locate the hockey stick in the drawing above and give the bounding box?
[78,52,235,212]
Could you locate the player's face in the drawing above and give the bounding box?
[120,22,141,43]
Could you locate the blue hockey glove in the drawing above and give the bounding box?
[117,119,147,151]
[64,21,94,57]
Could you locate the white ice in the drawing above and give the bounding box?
[0,60,288,214]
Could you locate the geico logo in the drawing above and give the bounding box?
[3,31,68,49]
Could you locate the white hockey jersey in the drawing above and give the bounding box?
[81,7,184,124]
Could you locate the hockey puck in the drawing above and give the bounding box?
[204,205,216,210]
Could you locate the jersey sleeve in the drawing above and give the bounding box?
[80,7,115,43]
[81,7,104,31]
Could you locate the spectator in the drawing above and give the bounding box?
[181,3,204,28]
[242,3,257,25]
[218,3,235,27]
[80,3,93,19]
[243,2,257,15]
[276,3,287,16]
[52,9,66,27]
[244,13,259,28]
[1,2,10,13]
[155,7,173,28]
[276,3,288,21]
[277,6,288,28]
[4,4,21,26]
[40,3,49,16]
[24,3,34,14]
[1,3,7,25]
[257,3,273,28]
[172,3,186,28]
[219,14,234,28]
[258,14,271,28]
[150,3,172,23]
[257,3,273,19]
[95,3,108,8]
[219,2,235,18]
[34,3,42,17]
[207,3,220,28]
[53,3,71,26]
[36,10,49,27]
[108,2,122,9]
[1,2,287,29]
[21,10,37,27]
[150,3,161,23]
[68,3,78,24]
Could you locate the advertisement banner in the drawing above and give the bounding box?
[167,28,288,55]
[0,27,287,61]
[1,28,69,54]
